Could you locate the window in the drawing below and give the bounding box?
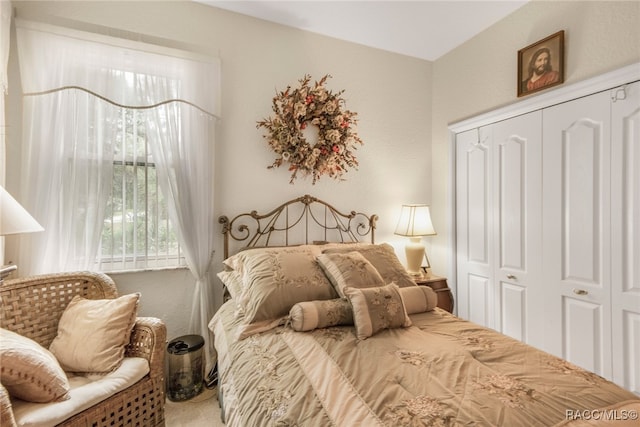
[97,108,185,271]
[18,21,218,352]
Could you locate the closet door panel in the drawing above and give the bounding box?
[611,81,640,393]
[563,297,605,375]
[492,111,543,346]
[497,136,525,269]
[456,127,494,327]
[468,274,492,326]
[564,122,602,284]
[467,137,491,265]
[620,312,640,395]
[542,91,612,379]
[501,283,526,341]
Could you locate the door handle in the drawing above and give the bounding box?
[573,288,589,295]
[506,274,517,280]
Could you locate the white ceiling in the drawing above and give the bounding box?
[197,1,528,61]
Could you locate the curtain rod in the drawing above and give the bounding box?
[24,86,220,119]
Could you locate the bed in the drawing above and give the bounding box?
[209,195,640,426]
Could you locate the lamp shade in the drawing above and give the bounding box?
[0,186,44,236]
[394,204,436,237]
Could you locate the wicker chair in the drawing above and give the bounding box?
[0,272,166,427]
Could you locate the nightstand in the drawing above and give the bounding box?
[414,275,454,313]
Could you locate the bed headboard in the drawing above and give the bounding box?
[219,195,378,259]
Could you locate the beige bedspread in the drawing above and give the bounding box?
[210,301,639,426]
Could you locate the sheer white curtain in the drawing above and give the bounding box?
[1,1,12,261]
[18,92,117,274]
[0,1,9,97]
[16,20,220,365]
[145,103,217,367]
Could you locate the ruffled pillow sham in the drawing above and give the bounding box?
[217,270,243,301]
[226,246,339,338]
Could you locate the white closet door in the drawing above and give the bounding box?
[611,81,640,393]
[542,91,613,379]
[491,111,543,346]
[456,127,495,328]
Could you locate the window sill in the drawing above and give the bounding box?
[105,265,190,275]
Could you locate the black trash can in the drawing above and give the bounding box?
[167,334,204,402]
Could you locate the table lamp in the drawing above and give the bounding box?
[0,185,44,281]
[394,204,436,277]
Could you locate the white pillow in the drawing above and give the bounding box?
[49,293,139,373]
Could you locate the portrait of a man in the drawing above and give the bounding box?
[518,31,564,97]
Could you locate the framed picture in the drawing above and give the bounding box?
[517,30,564,97]
[421,251,431,271]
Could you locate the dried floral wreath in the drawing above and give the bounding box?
[257,74,363,184]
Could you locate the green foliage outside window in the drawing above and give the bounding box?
[100,108,182,268]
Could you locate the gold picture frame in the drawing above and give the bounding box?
[518,30,564,97]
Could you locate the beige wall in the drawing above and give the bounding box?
[430,1,640,284]
[6,1,432,339]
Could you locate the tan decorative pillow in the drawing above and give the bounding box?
[317,251,385,297]
[323,243,416,288]
[49,293,139,373]
[289,298,353,332]
[344,283,412,339]
[288,286,435,333]
[400,285,438,314]
[0,328,70,403]
[237,247,338,328]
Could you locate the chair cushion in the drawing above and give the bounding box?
[0,328,70,403]
[49,293,139,373]
[11,357,149,427]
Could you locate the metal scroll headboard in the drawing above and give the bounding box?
[219,195,378,259]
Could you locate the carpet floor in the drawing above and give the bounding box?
[165,387,223,426]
